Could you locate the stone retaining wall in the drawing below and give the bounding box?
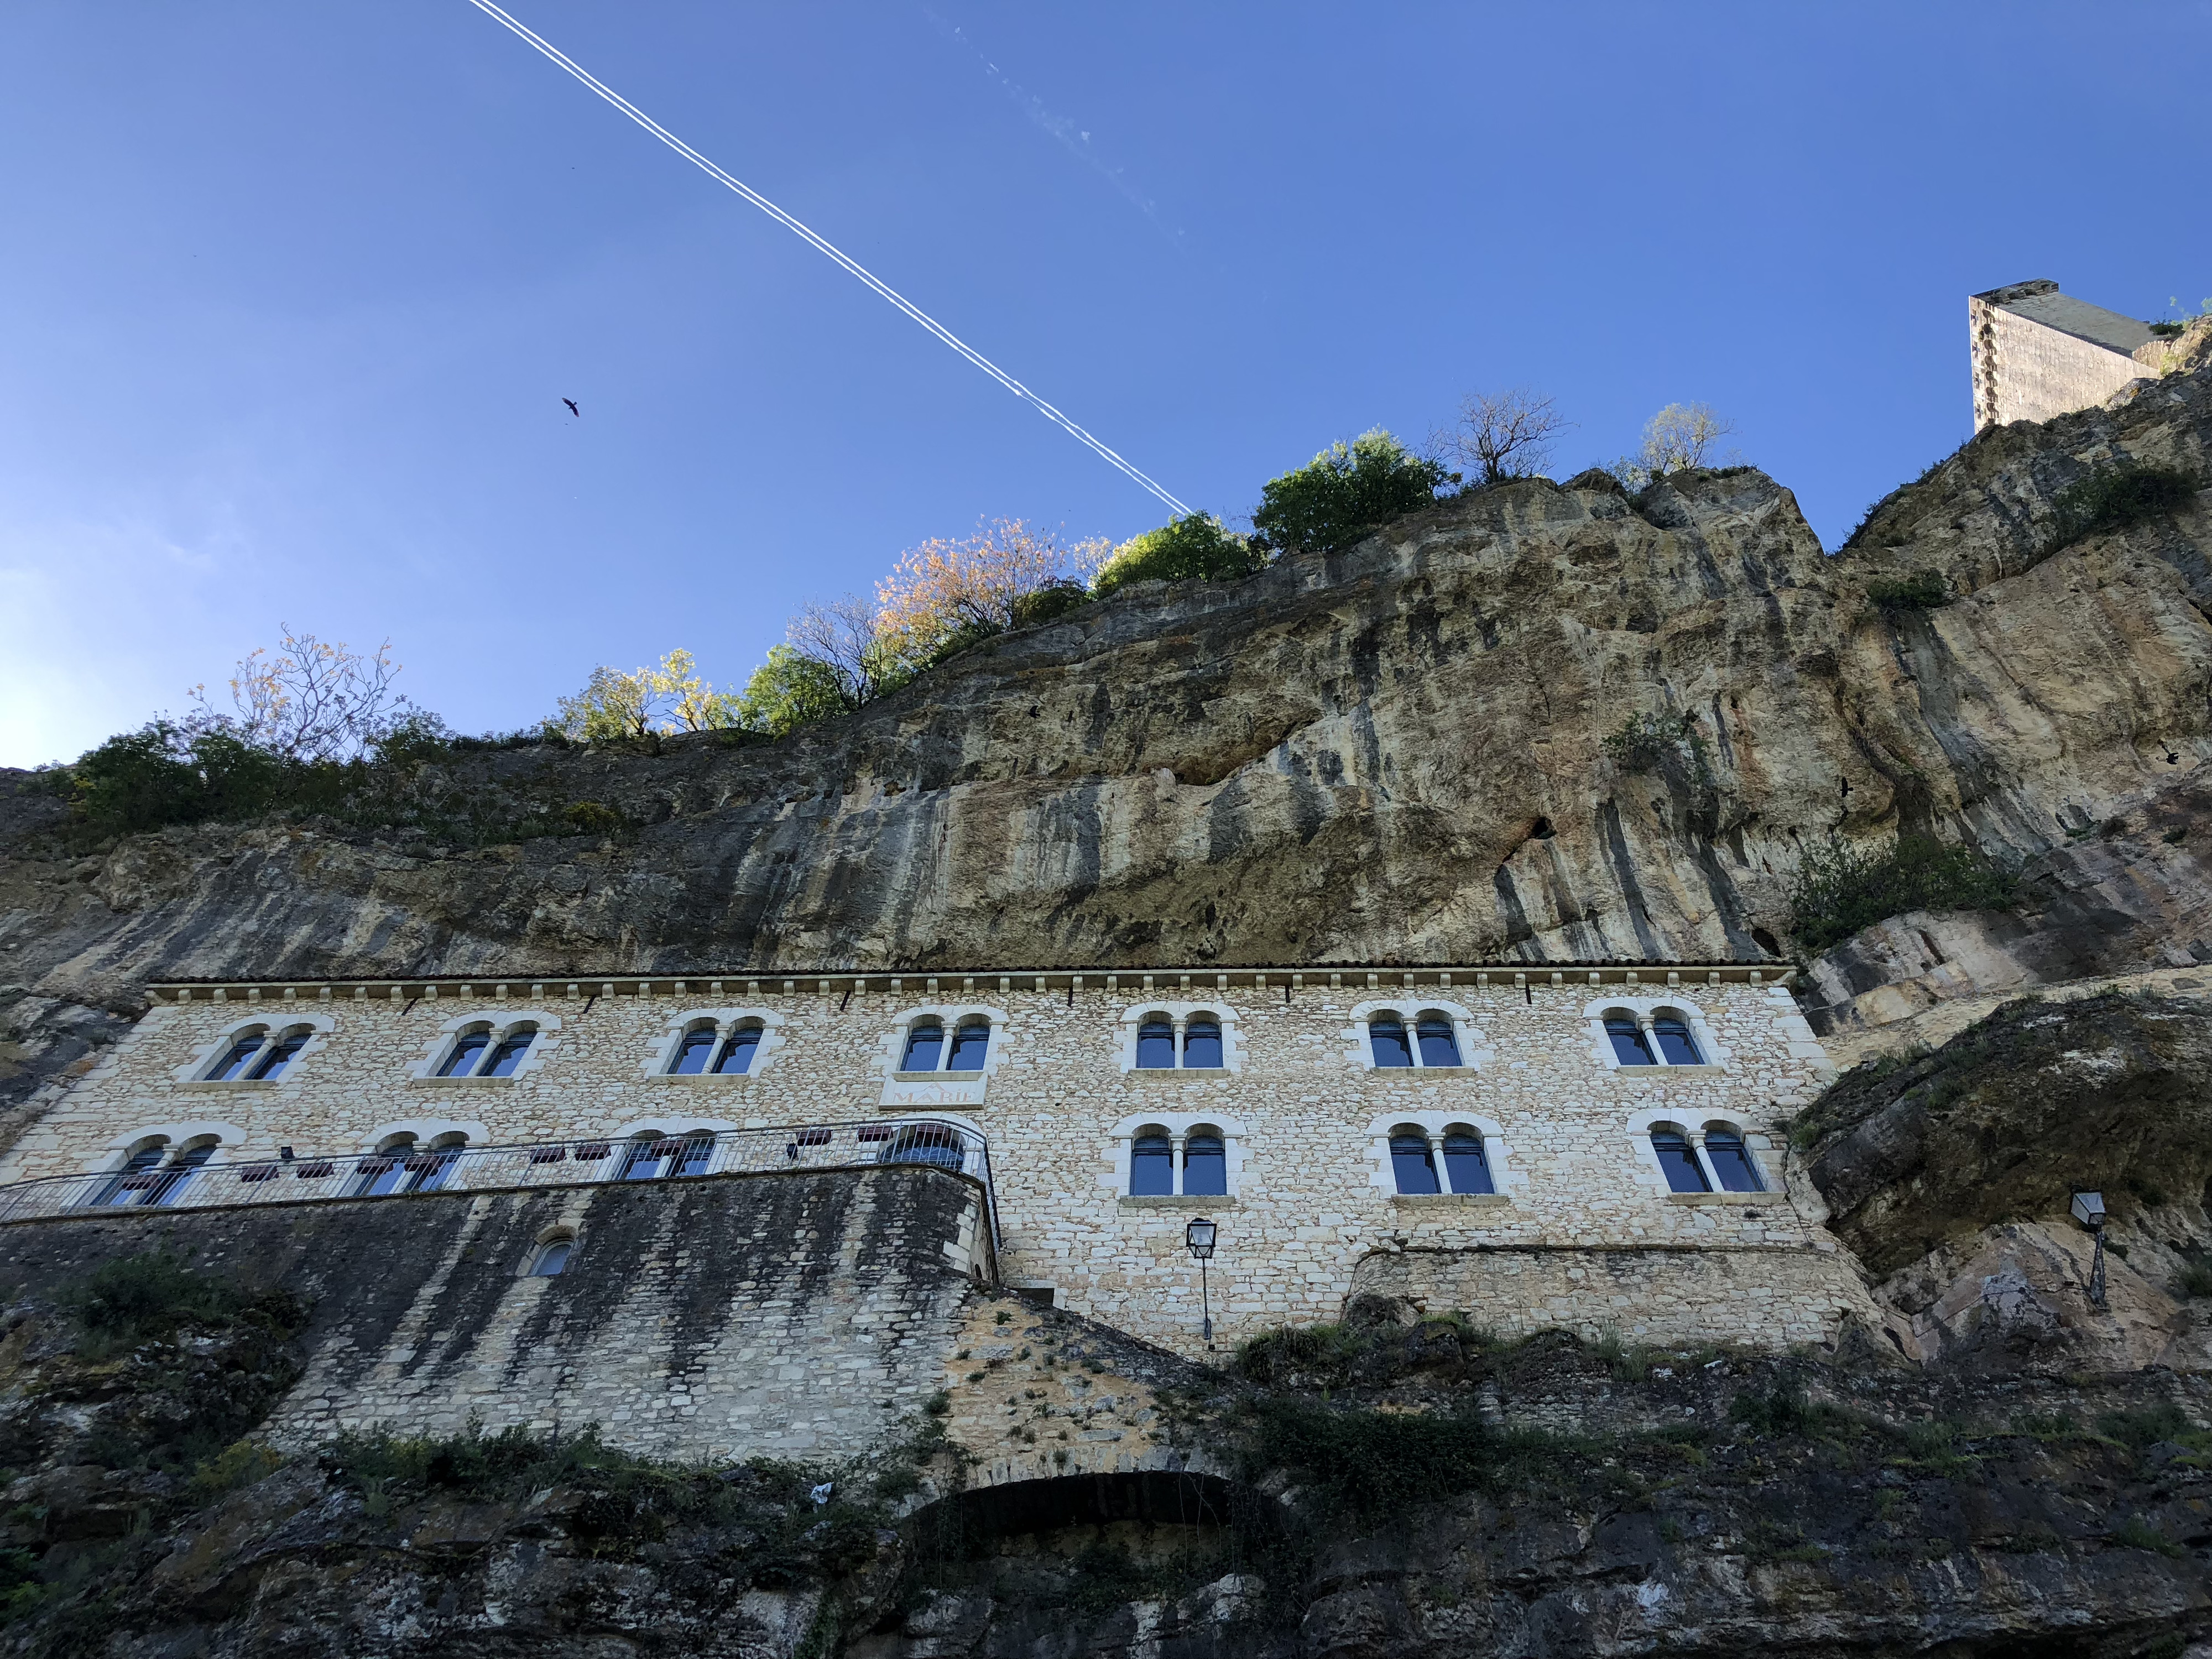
[1351,1240,1886,1351]
[0,1166,991,1461]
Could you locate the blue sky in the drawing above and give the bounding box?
[3,2,2208,765]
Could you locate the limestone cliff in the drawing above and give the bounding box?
[2,354,2208,1053]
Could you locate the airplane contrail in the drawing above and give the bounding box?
[462,1,1191,515]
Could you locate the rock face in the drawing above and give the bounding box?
[1800,990,2212,1372]
[4,1272,2208,1659]
[0,353,2207,1053]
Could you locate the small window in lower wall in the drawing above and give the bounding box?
[529,1235,574,1276]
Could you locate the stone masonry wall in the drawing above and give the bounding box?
[1352,1242,1881,1350]
[1971,295,2151,429]
[0,1167,989,1460]
[2,966,1854,1356]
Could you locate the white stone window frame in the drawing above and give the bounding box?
[1104,1110,1249,1202]
[1623,1107,1781,1199]
[93,1119,247,1173]
[175,1011,336,1089]
[1364,1110,1520,1202]
[1584,996,1729,1072]
[640,1007,787,1082]
[1342,999,1490,1073]
[1113,1002,1246,1074]
[409,1009,562,1085]
[875,1004,1009,1107]
[359,1117,490,1155]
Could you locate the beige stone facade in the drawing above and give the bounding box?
[1970,279,2163,430]
[1,963,1871,1357]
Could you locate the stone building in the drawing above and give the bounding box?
[0,960,1870,1381]
[1970,278,2168,429]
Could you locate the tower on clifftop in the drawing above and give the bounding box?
[1970,279,2164,431]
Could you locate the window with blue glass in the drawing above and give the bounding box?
[1129,1130,1175,1194]
[945,1020,991,1072]
[1182,1131,1227,1195]
[1369,1016,1414,1067]
[888,1124,966,1170]
[1182,1018,1224,1069]
[95,1142,170,1206]
[1135,1017,1176,1069]
[207,1029,270,1081]
[482,1027,536,1078]
[1702,1126,1764,1192]
[1604,1015,1656,1065]
[1390,1128,1441,1193]
[1441,1129,1494,1194]
[1652,1015,1704,1066]
[715,1025,761,1074]
[1415,1016,1462,1068]
[147,1141,216,1205]
[1650,1126,1709,1192]
[437,1028,492,1077]
[670,1026,719,1074]
[900,1021,945,1073]
[250,1028,311,1080]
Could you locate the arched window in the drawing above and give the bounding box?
[207,1030,268,1081]
[1442,1128,1494,1194]
[901,1021,945,1073]
[438,1028,492,1077]
[354,1134,418,1197]
[670,1026,719,1075]
[1703,1126,1764,1192]
[1182,1130,1227,1196]
[1416,1016,1461,1068]
[1370,1016,1413,1068]
[148,1141,216,1206]
[886,1123,966,1171]
[1605,1015,1656,1065]
[945,1020,991,1072]
[1182,1018,1223,1070]
[716,1025,761,1074]
[529,1234,573,1277]
[1653,1015,1703,1066]
[247,1027,311,1081]
[408,1134,467,1192]
[482,1026,536,1078]
[1650,1125,1709,1193]
[95,1142,168,1206]
[1130,1130,1173,1195]
[1135,1017,1176,1070]
[672,1132,717,1177]
[622,1134,673,1181]
[1390,1128,1441,1194]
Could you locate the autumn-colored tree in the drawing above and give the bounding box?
[182,627,421,761]
[549,649,741,741]
[874,519,1108,664]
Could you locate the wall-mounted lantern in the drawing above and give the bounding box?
[2072,1190,2107,1308]
[1185,1216,1218,1347]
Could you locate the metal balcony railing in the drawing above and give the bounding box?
[0,1118,998,1248]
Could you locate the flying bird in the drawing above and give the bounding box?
[562,398,580,418]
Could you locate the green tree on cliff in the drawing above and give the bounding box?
[1250,430,1452,557]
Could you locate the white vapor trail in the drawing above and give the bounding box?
[461,1,1190,516]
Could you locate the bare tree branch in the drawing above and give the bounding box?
[1434,388,1571,487]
